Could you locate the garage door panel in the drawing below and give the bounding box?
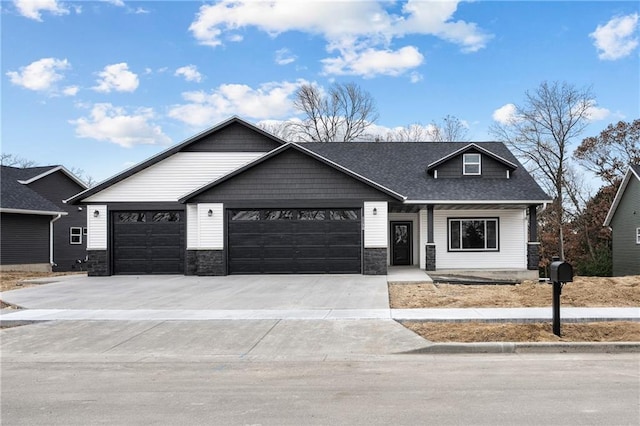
[228,209,361,274]
[113,210,184,275]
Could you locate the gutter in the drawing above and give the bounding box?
[49,214,63,268]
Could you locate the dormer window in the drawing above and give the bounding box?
[463,153,481,175]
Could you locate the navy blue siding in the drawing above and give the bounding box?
[27,171,87,271]
[190,149,394,202]
[1,213,50,265]
[182,122,282,152]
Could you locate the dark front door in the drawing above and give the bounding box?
[391,221,412,266]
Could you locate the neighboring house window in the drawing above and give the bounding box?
[637,228,640,245]
[463,153,481,175]
[70,227,82,245]
[83,227,88,236]
[448,218,499,251]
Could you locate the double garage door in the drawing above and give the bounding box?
[112,208,362,275]
[228,209,362,274]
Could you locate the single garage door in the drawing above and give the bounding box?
[112,211,184,274]
[228,209,361,274]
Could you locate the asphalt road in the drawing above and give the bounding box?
[2,354,638,425]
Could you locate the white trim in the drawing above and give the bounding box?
[70,227,83,245]
[463,153,481,175]
[604,166,640,226]
[19,165,89,189]
[403,199,552,205]
[0,208,67,216]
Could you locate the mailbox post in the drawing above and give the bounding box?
[549,257,573,337]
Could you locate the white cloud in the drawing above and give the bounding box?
[6,57,70,92]
[321,46,424,77]
[70,103,171,148]
[168,80,308,127]
[13,0,69,21]
[492,103,518,125]
[103,0,125,6]
[175,65,203,83]
[409,71,423,83]
[62,85,79,96]
[275,48,296,65]
[590,13,639,60]
[93,63,139,93]
[585,100,611,121]
[188,0,490,78]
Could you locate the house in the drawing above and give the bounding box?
[1,165,88,272]
[67,117,551,279]
[603,164,640,276]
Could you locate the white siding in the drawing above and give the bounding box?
[388,213,419,266]
[86,205,107,250]
[197,203,224,250]
[85,152,264,202]
[434,209,527,269]
[186,204,198,249]
[364,201,388,248]
[419,209,428,269]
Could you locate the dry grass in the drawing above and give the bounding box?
[391,276,640,342]
[403,321,640,342]
[389,275,640,308]
[1,271,85,293]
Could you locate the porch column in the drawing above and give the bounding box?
[425,205,436,271]
[527,205,540,271]
[363,201,388,275]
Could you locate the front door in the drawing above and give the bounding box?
[391,221,412,266]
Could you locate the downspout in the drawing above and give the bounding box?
[50,214,63,269]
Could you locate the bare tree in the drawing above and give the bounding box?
[68,166,97,188]
[290,82,379,142]
[490,81,594,260]
[258,121,296,141]
[427,115,470,142]
[385,123,429,142]
[1,153,37,168]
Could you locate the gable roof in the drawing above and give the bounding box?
[17,165,89,189]
[179,142,406,203]
[0,166,68,215]
[306,141,550,203]
[426,142,518,171]
[66,116,285,204]
[603,164,640,226]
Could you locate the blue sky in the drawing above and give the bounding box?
[2,0,639,184]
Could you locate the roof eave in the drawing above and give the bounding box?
[0,208,68,216]
[603,166,639,226]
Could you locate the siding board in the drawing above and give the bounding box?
[182,122,282,152]
[84,152,264,202]
[436,150,510,179]
[1,213,50,264]
[610,177,640,276]
[434,209,527,269]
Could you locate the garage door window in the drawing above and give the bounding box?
[231,210,260,221]
[265,210,294,220]
[152,212,180,222]
[329,210,359,220]
[116,212,146,223]
[298,210,325,220]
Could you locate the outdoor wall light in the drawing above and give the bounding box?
[208,209,213,217]
[373,207,378,215]
[93,210,100,218]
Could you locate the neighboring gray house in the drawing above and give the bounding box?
[604,164,640,276]
[1,165,88,272]
[67,117,551,279]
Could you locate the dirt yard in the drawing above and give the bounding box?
[391,276,640,342]
[1,271,85,293]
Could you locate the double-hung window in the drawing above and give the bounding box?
[70,227,82,245]
[463,153,481,175]
[448,218,499,251]
[636,228,640,245]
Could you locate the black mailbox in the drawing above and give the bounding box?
[549,260,573,283]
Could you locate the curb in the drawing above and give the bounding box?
[401,342,640,354]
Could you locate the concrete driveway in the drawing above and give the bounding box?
[0,274,389,310]
[0,274,429,360]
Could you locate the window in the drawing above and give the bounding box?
[463,153,481,175]
[70,227,82,245]
[329,210,359,220]
[116,212,146,223]
[83,227,88,236]
[637,228,640,245]
[448,218,498,251]
[152,212,180,222]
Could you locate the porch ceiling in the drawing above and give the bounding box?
[389,203,533,213]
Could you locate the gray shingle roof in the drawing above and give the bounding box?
[305,141,550,202]
[1,166,66,213]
